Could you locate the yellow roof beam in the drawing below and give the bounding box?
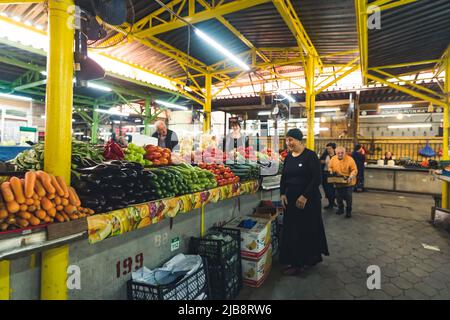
[355,0,368,84]
[272,0,322,68]
[0,0,43,3]
[369,0,418,11]
[134,0,271,39]
[365,72,446,108]
[369,60,439,70]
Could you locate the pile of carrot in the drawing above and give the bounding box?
[0,171,94,231]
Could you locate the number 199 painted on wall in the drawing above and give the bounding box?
[116,253,144,278]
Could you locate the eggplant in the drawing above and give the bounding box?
[106,160,125,166]
[121,168,138,178]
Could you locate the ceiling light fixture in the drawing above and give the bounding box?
[379,104,413,109]
[388,124,432,129]
[155,99,188,110]
[94,109,130,117]
[315,108,340,113]
[195,29,250,71]
[277,90,295,103]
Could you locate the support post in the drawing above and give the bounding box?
[443,45,450,209]
[41,0,74,300]
[144,98,151,135]
[91,108,99,144]
[0,260,10,300]
[203,73,212,133]
[306,55,316,150]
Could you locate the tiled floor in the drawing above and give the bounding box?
[238,191,450,300]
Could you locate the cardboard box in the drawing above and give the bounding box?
[327,176,348,184]
[225,216,271,258]
[252,201,281,221]
[242,245,272,287]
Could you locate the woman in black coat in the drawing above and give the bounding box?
[279,129,329,276]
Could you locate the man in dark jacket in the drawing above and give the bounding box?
[351,144,366,192]
[152,120,179,151]
[320,142,337,209]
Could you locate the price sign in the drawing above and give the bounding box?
[116,253,144,278]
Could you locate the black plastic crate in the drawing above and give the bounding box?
[190,227,242,300]
[127,257,209,300]
[190,227,240,265]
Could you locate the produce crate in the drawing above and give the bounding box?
[189,227,242,300]
[127,258,209,300]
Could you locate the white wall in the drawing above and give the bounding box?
[359,113,441,137]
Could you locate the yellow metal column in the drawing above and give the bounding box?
[203,73,212,133]
[306,55,316,150]
[0,261,10,300]
[443,45,450,209]
[41,0,75,300]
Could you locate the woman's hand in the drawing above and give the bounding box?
[296,195,308,209]
[280,195,288,209]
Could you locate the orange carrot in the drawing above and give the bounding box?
[6,201,20,214]
[10,177,25,204]
[68,187,81,207]
[1,182,14,202]
[41,197,53,211]
[34,179,46,197]
[56,176,70,198]
[50,175,64,197]
[24,171,36,198]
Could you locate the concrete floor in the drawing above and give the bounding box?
[238,190,450,300]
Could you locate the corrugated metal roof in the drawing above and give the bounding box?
[368,0,450,75]
[212,82,441,110]
[294,0,359,65]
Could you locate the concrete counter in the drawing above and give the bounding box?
[364,166,441,195]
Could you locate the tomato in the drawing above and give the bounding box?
[162,152,171,159]
[153,152,162,159]
[153,159,161,166]
[145,145,157,152]
[160,158,169,165]
[163,148,171,153]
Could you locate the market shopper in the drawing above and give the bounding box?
[320,142,337,209]
[225,121,246,152]
[384,151,393,165]
[329,146,358,218]
[279,128,329,276]
[352,144,365,192]
[152,120,179,151]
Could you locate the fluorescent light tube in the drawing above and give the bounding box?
[95,109,130,117]
[195,29,250,71]
[315,108,340,113]
[379,104,413,109]
[258,111,272,116]
[0,93,32,101]
[155,100,188,110]
[388,124,432,129]
[88,83,112,92]
[277,90,295,103]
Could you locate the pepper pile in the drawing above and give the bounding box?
[0,171,93,231]
[144,145,172,166]
[73,161,159,213]
[198,163,239,186]
[103,139,125,160]
[124,143,152,166]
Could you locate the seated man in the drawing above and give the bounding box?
[151,120,179,151]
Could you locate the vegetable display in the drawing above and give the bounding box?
[225,163,260,181]
[144,145,172,166]
[103,139,125,160]
[149,163,217,198]
[198,163,239,186]
[124,143,152,166]
[11,141,104,173]
[73,161,159,213]
[0,171,93,231]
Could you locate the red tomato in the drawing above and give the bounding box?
[153,152,162,159]
[153,159,161,166]
[160,158,169,165]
